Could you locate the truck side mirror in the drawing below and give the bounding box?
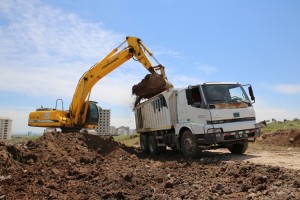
[248,86,255,103]
[185,88,193,105]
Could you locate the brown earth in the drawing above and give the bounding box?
[260,129,300,147]
[132,74,173,106]
[1,132,300,199]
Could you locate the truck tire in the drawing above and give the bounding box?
[149,135,161,155]
[140,133,149,153]
[228,140,248,154]
[181,130,200,158]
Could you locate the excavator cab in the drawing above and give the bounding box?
[85,102,99,126]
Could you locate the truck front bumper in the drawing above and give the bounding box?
[196,128,261,145]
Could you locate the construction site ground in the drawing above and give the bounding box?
[1,129,300,199]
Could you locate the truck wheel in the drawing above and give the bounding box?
[149,135,161,155]
[181,130,200,158]
[140,133,149,153]
[228,140,248,154]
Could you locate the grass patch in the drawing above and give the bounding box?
[113,134,139,147]
[262,120,300,133]
[7,135,42,145]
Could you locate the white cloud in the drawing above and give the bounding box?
[0,0,149,130]
[0,0,123,61]
[197,65,217,75]
[152,47,182,58]
[0,0,142,101]
[271,84,300,95]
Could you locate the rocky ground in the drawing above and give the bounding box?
[0,131,300,199]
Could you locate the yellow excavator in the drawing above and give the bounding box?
[28,36,173,132]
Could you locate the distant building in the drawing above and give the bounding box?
[98,107,111,134]
[117,126,130,135]
[109,126,116,135]
[0,117,12,140]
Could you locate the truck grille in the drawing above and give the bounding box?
[207,117,256,124]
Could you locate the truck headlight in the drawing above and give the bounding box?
[207,128,222,134]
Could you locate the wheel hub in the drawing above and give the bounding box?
[184,138,193,153]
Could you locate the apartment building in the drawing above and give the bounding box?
[0,117,12,140]
[98,107,111,134]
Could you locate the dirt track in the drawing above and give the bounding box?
[1,132,300,199]
[205,149,300,170]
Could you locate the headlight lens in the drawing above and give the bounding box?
[207,128,222,134]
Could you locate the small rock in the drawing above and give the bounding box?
[276,191,288,198]
[130,154,137,159]
[52,168,60,175]
[247,193,256,200]
[241,184,250,192]
[215,183,224,190]
[222,187,232,194]
[27,158,34,165]
[193,184,200,189]
[255,183,267,191]
[123,173,133,182]
[37,177,45,185]
[165,180,174,188]
[156,177,163,183]
[0,175,11,181]
[293,180,300,188]
[67,157,76,164]
[273,181,282,186]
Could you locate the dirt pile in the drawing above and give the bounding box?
[261,129,300,147]
[1,132,300,199]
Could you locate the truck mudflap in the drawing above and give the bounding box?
[196,128,261,145]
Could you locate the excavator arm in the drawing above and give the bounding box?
[28,36,172,132]
[70,36,167,125]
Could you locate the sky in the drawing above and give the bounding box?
[0,0,300,134]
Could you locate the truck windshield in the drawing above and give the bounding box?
[202,84,250,104]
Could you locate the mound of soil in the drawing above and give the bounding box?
[1,132,300,199]
[261,129,300,147]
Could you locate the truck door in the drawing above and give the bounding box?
[177,90,188,122]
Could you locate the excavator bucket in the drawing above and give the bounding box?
[132,74,173,106]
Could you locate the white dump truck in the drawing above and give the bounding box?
[134,82,261,158]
